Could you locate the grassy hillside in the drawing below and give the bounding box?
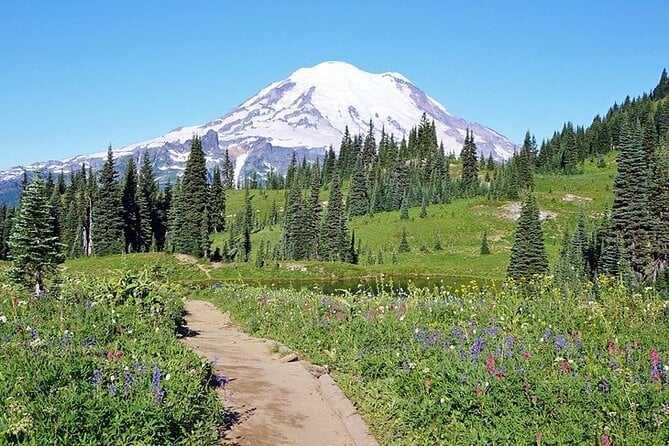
[210,155,615,281]
[43,155,616,285]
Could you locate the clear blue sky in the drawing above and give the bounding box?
[1,0,667,170]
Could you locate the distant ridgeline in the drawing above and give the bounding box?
[536,69,669,173]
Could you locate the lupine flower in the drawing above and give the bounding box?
[92,369,102,385]
[452,326,465,343]
[151,366,162,390]
[123,370,134,395]
[598,379,611,393]
[470,337,484,362]
[154,387,166,404]
[108,383,117,396]
[554,334,569,352]
[541,328,552,342]
[26,326,37,338]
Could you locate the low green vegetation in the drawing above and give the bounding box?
[200,279,669,445]
[0,271,224,445]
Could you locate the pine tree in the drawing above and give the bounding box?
[480,228,491,255]
[121,157,141,253]
[137,152,158,251]
[507,194,548,280]
[347,155,369,217]
[398,225,410,253]
[222,148,235,188]
[209,166,227,233]
[92,147,124,256]
[319,170,346,261]
[419,194,428,218]
[362,119,377,168]
[283,181,306,260]
[172,136,210,257]
[460,129,479,193]
[8,174,64,295]
[399,194,409,220]
[611,118,652,280]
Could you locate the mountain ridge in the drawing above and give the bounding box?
[0,61,518,203]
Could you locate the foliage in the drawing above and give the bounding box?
[7,174,64,294]
[202,278,669,445]
[0,271,223,445]
[507,194,548,280]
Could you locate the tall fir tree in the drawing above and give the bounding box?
[8,174,64,294]
[611,117,652,281]
[121,157,141,253]
[171,136,210,257]
[460,129,479,193]
[209,166,227,233]
[347,155,369,217]
[319,169,346,261]
[137,152,158,251]
[507,194,548,280]
[92,147,124,256]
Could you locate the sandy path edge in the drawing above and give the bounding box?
[181,299,379,446]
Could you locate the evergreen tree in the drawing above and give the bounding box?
[398,225,410,253]
[137,152,158,251]
[172,136,210,257]
[319,170,346,261]
[7,174,64,294]
[222,148,235,188]
[419,194,428,218]
[362,119,377,168]
[121,157,141,253]
[209,166,227,233]
[480,228,491,255]
[611,118,652,280]
[347,155,369,217]
[92,147,124,256]
[507,194,548,279]
[460,129,479,193]
[399,194,409,220]
[283,181,306,260]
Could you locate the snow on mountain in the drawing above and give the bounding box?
[0,61,517,203]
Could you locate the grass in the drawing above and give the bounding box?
[198,278,669,445]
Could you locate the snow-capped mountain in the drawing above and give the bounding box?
[0,61,517,203]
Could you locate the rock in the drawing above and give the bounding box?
[306,364,329,378]
[281,353,299,363]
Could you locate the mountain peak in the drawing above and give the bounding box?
[0,61,517,202]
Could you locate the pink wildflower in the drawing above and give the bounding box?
[522,351,532,359]
[601,434,611,446]
[560,361,570,374]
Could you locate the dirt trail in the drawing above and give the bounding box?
[181,300,378,446]
[175,253,212,278]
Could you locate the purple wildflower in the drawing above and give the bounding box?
[108,383,117,396]
[554,334,569,352]
[541,328,552,342]
[27,327,37,338]
[151,366,162,390]
[92,369,102,385]
[470,337,484,362]
[452,326,465,343]
[123,370,134,395]
[597,379,611,393]
[483,326,499,337]
[154,387,166,404]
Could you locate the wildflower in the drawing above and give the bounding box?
[486,354,496,375]
[452,326,465,343]
[601,434,611,446]
[151,366,162,390]
[154,387,166,404]
[541,328,552,343]
[522,351,532,360]
[92,369,102,385]
[597,379,611,393]
[474,384,484,397]
[0,315,6,324]
[470,337,484,362]
[26,326,37,338]
[535,431,543,445]
[554,334,569,352]
[560,361,570,374]
[108,383,117,396]
[650,348,661,381]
